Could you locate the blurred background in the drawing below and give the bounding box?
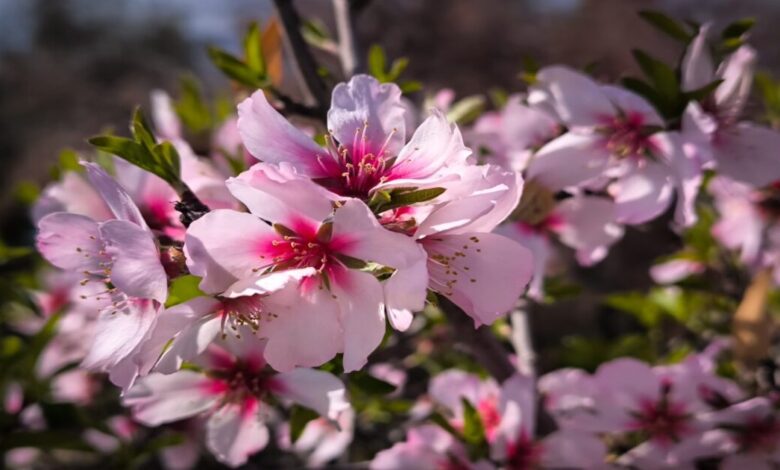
[1,0,778,369]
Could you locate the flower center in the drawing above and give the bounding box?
[513,180,558,227]
[315,125,397,199]
[477,396,502,441]
[217,295,267,334]
[598,112,656,159]
[505,430,543,470]
[628,385,691,444]
[734,415,780,453]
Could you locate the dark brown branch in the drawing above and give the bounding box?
[272,0,330,116]
[436,294,516,382]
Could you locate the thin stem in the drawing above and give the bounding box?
[437,294,516,382]
[510,300,536,377]
[333,0,361,77]
[272,0,330,114]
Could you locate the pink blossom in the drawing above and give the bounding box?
[682,28,780,187]
[529,66,702,228]
[237,74,471,200]
[277,408,355,467]
[124,339,349,468]
[184,162,427,371]
[36,163,169,388]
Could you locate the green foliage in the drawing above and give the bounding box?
[208,22,271,89]
[174,76,213,135]
[721,18,756,52]
[446,96,486,125]
[756,72,780,128]
[348,372,397,396]
[369,187,446,213]
[165,275,206,308]
[557,334,655,371]
[367,44,422,93]
[629,49,683,119]
[638,10,694,43]
[89,108,182,190]
[289,405,320,444]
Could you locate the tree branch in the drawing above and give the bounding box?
[510,301,536,377]
[272,0,330,115]
[437,294,516,382]
[333,0,362,77]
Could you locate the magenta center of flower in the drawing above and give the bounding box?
[206,349,279,404]
[316,126,397,198]
[217,295,267,333]
[477,396,502,441]
[505,430,543,470]
[735,415,780,453]
[599,112,655,158]
[628,387,691,444]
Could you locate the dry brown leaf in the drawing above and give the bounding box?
[262,16,284,87]
[732,268,774,365]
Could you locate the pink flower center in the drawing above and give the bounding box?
[734,414,780,453]
[598,112,656,159]
[205,348,280,404]
[477,396,502,441]
[505,430,543,470]
[217,295,267,333]
[628,386,691,444]
[315,126,398,198]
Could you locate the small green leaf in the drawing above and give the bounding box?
[446,95,486,125]
[722,17,756,40]
[208,46,268,89]
[153,140,182,183]
[460,399,486,445]
[58,149,83,173]
[175,76,213,135]
[400,80,423,93]
[684,79,724,102]
[132,107,158,150]
[166,275,206,307]
[387,57,409,81]
[243,22,265,75]
[289,405,319,444]
[374,187,446,213]
[632,50,679,102]
[638,10,693,43]
[368,44,387,81]
[429,412,461,438]
[349,372,397,395]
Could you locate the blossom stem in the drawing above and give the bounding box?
[333,0,361,77]
[436,294,516,382]
[510,301,536,377]
[272,0,330,114]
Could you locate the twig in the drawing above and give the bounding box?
[333,0,361,77]
[272,0,330,116]
[268,87,327,120]
[510,300,537,377]
[436,294,516,382]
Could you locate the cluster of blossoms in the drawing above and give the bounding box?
[372,344,780,469]
[29,73,534,466]
[10,12,780,469]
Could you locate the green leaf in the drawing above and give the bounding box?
[174,76,213,134]
[387,57,409,81]
[243,22,265,75]
[58,149,83,173]
[638,10,693,43]
[153,140,182,183]
[400,80,423,94]
[131,107,158,150]
[289,405,319,444]
[349,372,396,395]
[632,50,680,103]
[373,187,446,213]
[368,44,387,81]
[429,412,461,438]
[460,399,486,446]
[446,95,486,125]
[208,46,268,89]
[166,275,205,307]
[301,18,332,47]
[722,17,755,40]
[684,79,724,102]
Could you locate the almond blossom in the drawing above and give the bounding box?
[35,163,169,388]
[124,338,350,467]
[682,26,780,187]
[530,66,702,228]
[184,162,427,371]
[237,74,471,200]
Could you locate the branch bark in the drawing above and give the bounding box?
[510,301,536,377]
[272,0,330,115]
[333,0,361,77]
[437,294,516,382]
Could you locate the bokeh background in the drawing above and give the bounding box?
[1,0,778,370]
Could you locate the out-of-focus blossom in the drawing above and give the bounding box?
[124,338,349,468]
